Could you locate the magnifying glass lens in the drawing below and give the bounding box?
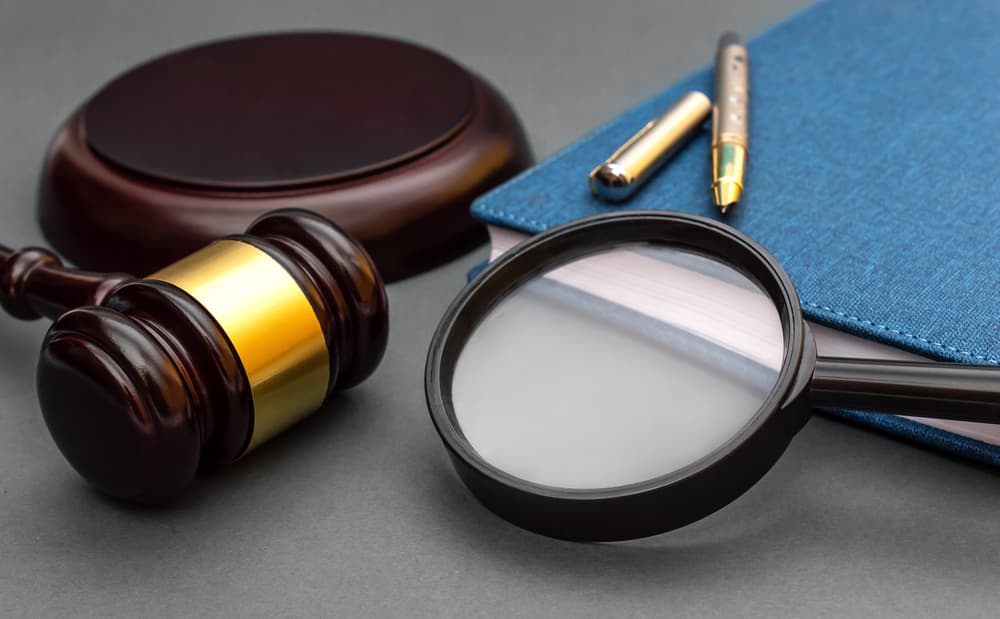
[451,242,785,490]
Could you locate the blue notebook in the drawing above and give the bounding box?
[470,0,1000,465]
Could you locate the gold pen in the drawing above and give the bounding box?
[711,32,749,213]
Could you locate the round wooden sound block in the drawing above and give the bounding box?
[39,32,532,281]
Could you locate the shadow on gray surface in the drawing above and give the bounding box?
[0,318,47,375]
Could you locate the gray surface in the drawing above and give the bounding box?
[1,1,998,617]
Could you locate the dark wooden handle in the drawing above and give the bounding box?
[0,245,132,321]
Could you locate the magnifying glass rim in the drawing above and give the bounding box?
[426,211,809,538]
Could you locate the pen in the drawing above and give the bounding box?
[711,32,749,213]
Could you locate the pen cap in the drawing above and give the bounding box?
[589,91,711,202]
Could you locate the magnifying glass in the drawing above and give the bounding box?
[425,211,1000,541]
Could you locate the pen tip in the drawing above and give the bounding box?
[712,180,742,212]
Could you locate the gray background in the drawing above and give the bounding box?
[2,1,999,617]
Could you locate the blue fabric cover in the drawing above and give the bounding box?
[470,0,1000,465]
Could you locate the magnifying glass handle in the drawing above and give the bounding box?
[811,357,1000,424]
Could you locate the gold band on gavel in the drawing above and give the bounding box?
[150,240,330,453]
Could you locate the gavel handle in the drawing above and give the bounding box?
[0,244,133,321]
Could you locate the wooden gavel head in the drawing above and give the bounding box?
[0,210,388,503]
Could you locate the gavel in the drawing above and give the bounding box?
[0,210,388,503]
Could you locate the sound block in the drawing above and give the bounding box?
[38,32,533,281]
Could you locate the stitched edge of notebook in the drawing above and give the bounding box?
[802,301,999,365]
